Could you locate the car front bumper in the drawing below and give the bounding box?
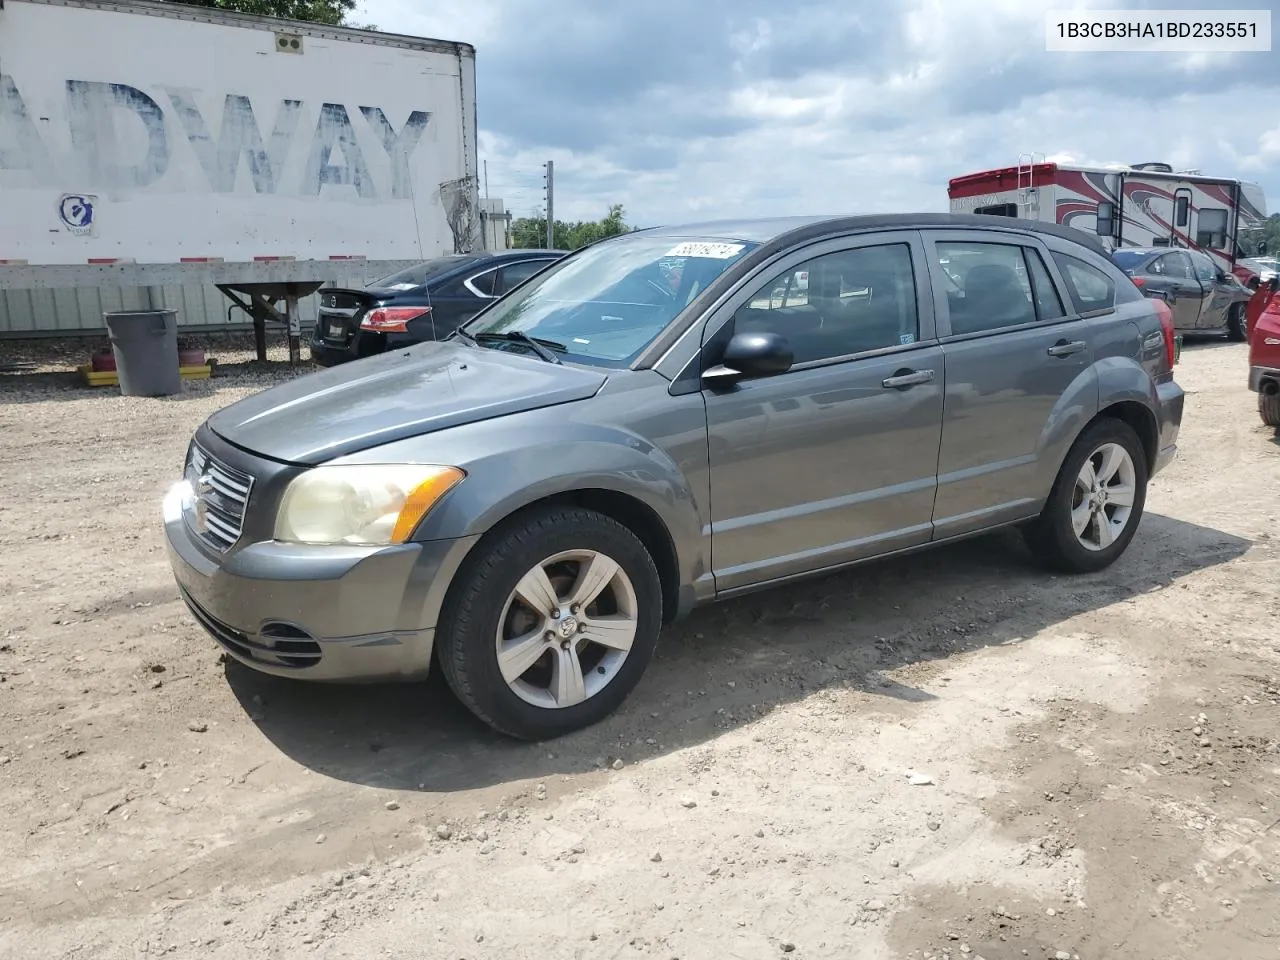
[163,480,478,682]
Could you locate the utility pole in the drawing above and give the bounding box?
[544,160,555,250]
[483,160,489,199]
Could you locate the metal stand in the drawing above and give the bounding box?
[215,281,322,363]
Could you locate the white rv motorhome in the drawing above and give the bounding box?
[948,157,1268,282]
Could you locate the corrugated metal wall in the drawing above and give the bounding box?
[0,266,419,338]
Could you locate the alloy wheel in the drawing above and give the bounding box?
[495,549,638,709]
[1071,442,1137,552]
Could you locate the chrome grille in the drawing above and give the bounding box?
[185,442,253,552]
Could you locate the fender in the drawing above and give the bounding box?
[334,400,712,598]
[1083,354,1161,460]
[1029,362,1100,500]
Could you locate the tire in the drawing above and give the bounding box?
[436,505,663,740]
[1227,303,1248,342]
[1022,417,1149,574]
[1261,391,1280,429]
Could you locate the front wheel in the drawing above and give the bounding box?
[1227,303,1248,342]
[436,506,663,740]
[1023,418,1149,573]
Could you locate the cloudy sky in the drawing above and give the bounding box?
[354,0,1280,228]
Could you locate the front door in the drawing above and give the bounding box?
[1189,250,1234,329]
[701,232,944,592]
[924,231,1098,538]
[1149,250,1205,329]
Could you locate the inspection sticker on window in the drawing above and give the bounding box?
[665,241,745,259]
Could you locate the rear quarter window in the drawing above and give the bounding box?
[1051,251,1141,313]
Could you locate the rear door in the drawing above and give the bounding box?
[925,230,1097,539]
[428,266,498,333]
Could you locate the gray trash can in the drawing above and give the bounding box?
[104,309,183,397]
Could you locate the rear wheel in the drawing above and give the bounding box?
[1023,418,1149,573]
[1227,303,1248,342]
[436,506,662,740]
[1261,390,1280,429]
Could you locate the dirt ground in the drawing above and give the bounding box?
[0,336,1277,960]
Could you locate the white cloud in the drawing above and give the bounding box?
[361,0,1280,225]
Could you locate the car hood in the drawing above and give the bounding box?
[207,340,608,465]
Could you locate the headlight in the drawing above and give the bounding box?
[274,464,464,546]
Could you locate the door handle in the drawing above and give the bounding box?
[881,368,935,389]
[1047,339,1086,358]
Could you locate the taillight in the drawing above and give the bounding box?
[1151,297,1177,368]
[1130,275,1146,287]
[360,306,431,333]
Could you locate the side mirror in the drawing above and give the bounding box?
[702,331,793,386]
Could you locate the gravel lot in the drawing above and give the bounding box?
[0,337,1277,960]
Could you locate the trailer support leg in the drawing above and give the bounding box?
[215,281,323,366]
[286,295,301,365]
[253,315,268,362]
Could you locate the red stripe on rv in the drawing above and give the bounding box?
[253,255,297,262]
[948,163,1058,199]
[328,255,366,260]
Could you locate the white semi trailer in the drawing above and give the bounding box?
[0,0,484,358]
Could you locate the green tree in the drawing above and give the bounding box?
[1240,213,1280,258]
[166,0,358,26]
[510,204,630,251]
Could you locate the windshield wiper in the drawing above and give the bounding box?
[473,330,564,364]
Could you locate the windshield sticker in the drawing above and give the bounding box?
[665,241,745,259]
[572,337,592,344]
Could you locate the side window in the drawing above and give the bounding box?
[936,241,1040,335]
[496,259,550,295]
[974,203,1018,217]
[1195,208,1228,249]
[1152,253,1191,279]
[466,268,497,297]
[733,243,919,364]
[1188,252,1217,283]
[1051,251,1116,313]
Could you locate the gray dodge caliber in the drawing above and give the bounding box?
[164,213,1185,739]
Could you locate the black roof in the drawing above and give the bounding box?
[636,213,1111,259]
[478,248,565,260]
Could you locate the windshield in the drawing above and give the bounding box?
[462,233,758,366]
[1110,250,1148,270]
[368,255,480,292]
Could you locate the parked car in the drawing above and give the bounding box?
[310,249,566,366]
[1247,278,1280,427]
[1111,247,1253,341]
[164,213,1184,740]
[1238,256,1279,287]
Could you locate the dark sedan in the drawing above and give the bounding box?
[1111,247,1253,341]
[310,249,565,366]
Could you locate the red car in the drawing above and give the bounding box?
[1248,279,1280,428]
